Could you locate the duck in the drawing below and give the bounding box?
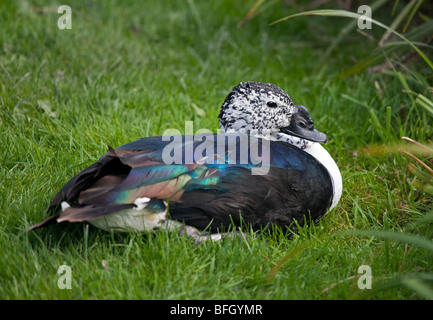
[28,81,342,240]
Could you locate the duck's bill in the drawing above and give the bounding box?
[279,105,328,144]
[280,126,328,144]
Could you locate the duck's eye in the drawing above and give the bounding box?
[298,121,306,128]
[267,101,278,108]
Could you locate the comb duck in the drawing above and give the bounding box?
[28,82,342,239]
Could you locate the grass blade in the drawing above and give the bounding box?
[270,9,433,71]
[401,276,433,299]
[266,240,310,282]
[237,0,265,28]
[404,90,433,116]
[316,0,388,67]
[378,0,417,45]
[339,20,433,77]
[402,0,424,33]
[347,229,433,252]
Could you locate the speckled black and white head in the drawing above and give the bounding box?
[219,82,294,133]
[218,81,327,148]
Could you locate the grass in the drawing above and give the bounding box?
[1,0,433,299]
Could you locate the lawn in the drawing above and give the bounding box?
[1,0,432,300]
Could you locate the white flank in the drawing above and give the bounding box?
[88,197,166,232]
[304,143,343,211]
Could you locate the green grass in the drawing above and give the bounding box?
[1,0,433,299]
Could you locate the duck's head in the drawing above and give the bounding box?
[218,81,327,144]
